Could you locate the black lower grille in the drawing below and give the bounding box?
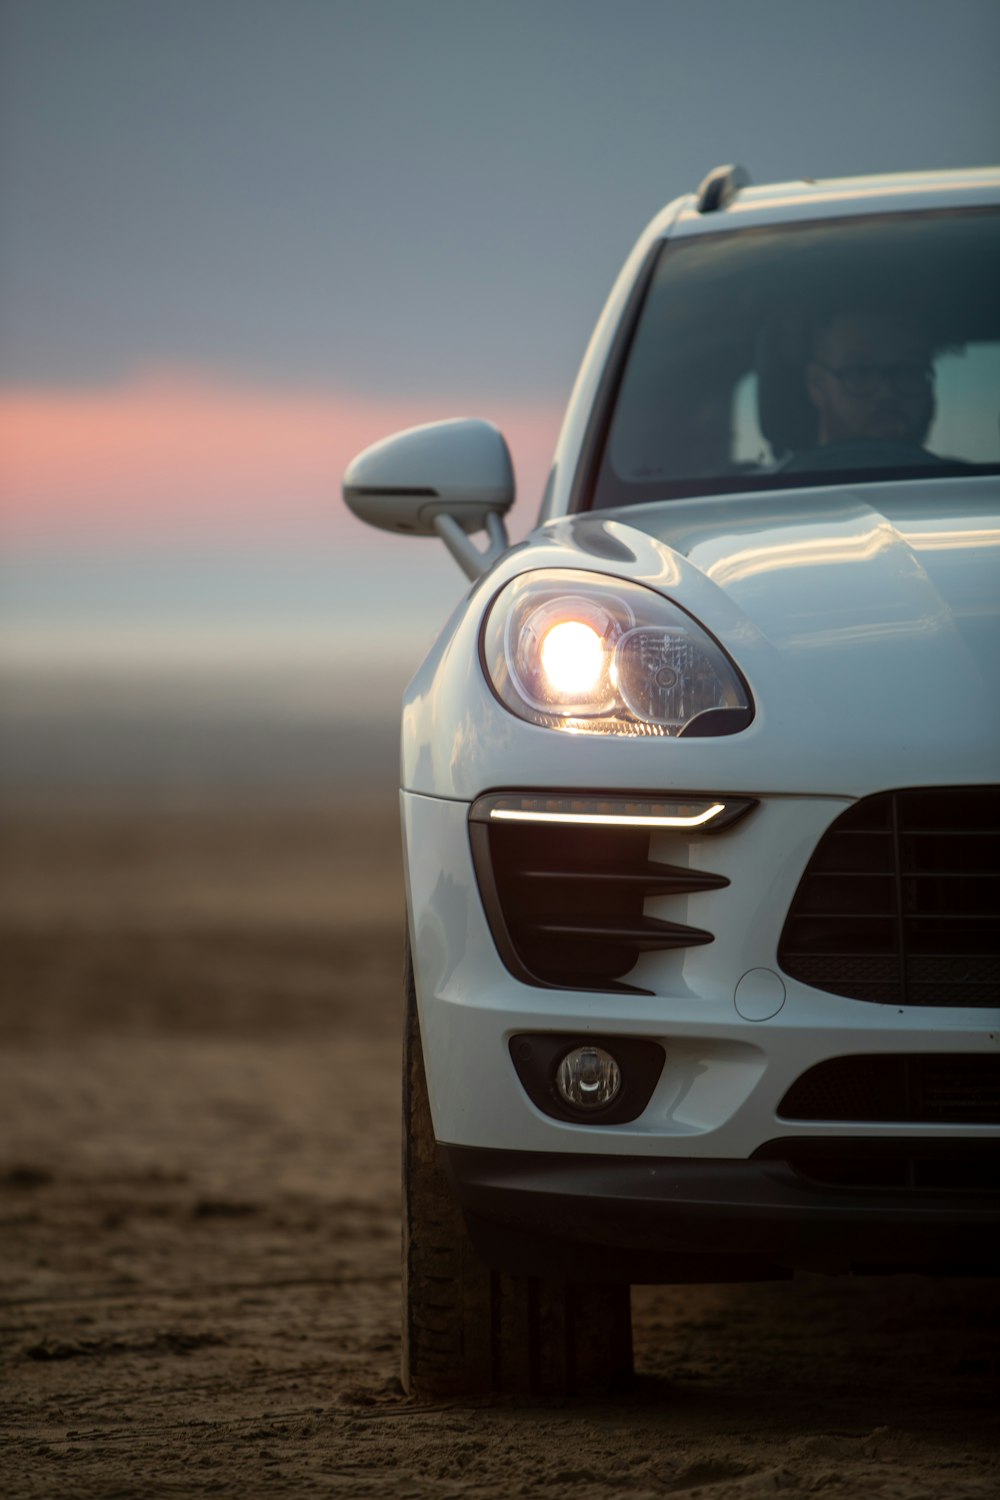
[469,809,728,991]
[753,1138,1000,1195]
[778,1054,1000,1124]
[778,787,1000,1006]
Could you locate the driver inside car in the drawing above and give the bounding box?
[804,307,936,448]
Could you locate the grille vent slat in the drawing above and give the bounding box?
[779,788,1000,1007]
[535,917,714,950]
[517,864,727,895]
[471,819,727,991]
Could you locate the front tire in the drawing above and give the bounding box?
[401,941,633,1398]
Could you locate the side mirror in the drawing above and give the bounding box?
[343,418,514,579]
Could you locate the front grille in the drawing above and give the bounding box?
[753,1138,1000,1195]
[470,814,728,992]
[779,1054,1000,1124]
[778,787,1000,1006]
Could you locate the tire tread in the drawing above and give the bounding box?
[401,942,632,1398]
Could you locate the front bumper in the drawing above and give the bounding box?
[402,788,1000,1157]
[443,1143,1000,1281]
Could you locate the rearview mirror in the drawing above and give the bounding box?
[343,418,514,578]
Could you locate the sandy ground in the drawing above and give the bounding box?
[1,801,997,1498]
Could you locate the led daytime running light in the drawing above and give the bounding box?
[470,793,758,833]
[491,803,726,829]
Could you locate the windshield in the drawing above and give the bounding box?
[589,207,1000,509]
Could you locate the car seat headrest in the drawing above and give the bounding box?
[756,318,819,458]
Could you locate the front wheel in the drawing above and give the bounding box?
[401,941,633,1398]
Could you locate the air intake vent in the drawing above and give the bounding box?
[752,1138,1000,1195]
[778,788,1000,1006]
[778,1054,1000,1124]
[469,802,730,992]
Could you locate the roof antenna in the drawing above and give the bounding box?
[696,164,751,214]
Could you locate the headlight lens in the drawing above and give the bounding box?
[482,569,750,736]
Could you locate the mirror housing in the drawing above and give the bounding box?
[343,418,515,578]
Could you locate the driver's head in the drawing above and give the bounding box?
[805,309,935,446]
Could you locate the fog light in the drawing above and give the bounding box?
[556,1046,622,1111]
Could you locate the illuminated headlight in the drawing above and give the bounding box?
[482,569,751,736]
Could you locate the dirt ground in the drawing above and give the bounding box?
[1,801,997,1498]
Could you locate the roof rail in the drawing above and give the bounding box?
[696,163,751,214]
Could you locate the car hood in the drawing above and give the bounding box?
[545,477,1000,782]
[402,476,999,800]
[557,478,999,678]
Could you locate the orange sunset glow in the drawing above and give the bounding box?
[0,372,561,545]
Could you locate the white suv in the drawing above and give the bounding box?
[344,166,1000,1399]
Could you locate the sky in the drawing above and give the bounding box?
[1,0,999,696]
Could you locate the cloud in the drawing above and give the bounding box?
[0,370,562,546]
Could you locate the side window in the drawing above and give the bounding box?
[928,344,1000,463]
